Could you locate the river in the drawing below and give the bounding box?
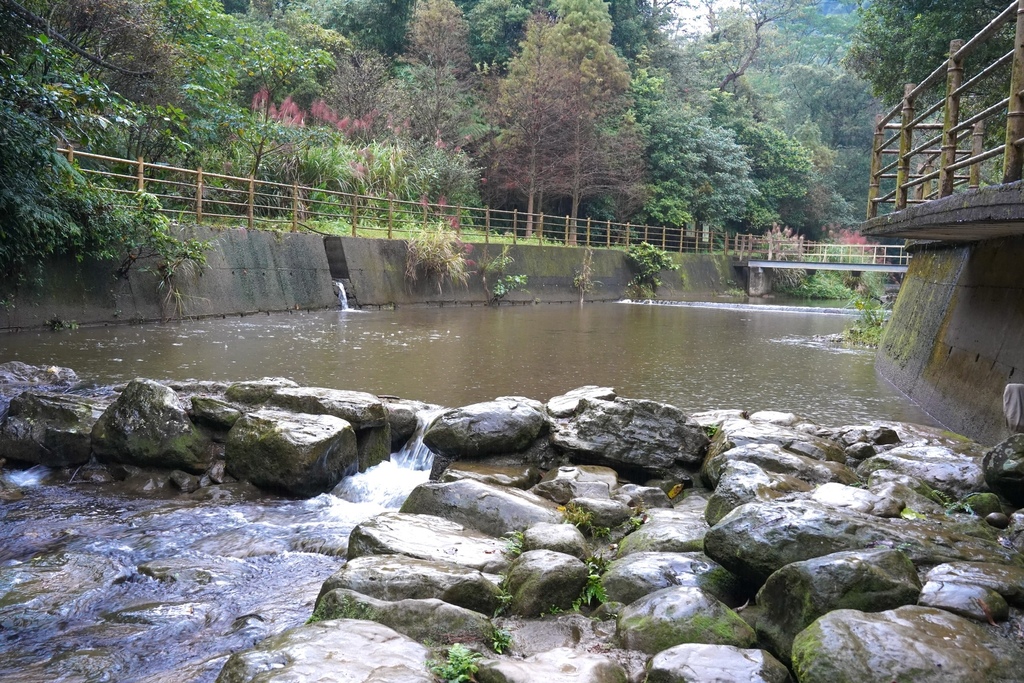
[0,301,935,682]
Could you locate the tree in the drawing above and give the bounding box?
[314,0,417,55]
[465,0,531,69]
[730,121,814,231]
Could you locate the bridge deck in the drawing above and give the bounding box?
[862,183,1024,242]
[743,259,908,273]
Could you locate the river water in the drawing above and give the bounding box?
[0,301,935,682]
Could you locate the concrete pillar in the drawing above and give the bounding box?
[748,267,773,296]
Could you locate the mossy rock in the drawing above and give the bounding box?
[616,586,755,654]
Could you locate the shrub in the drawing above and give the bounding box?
[405,222,471,293]
[626,242,678,297]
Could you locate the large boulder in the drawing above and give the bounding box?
[810,482,904,518]
[703,500,1022,586]
[531,465,619,504]
[923,561,1024,605]
[223,377,299,404]
[313,588,493,645]
[983,434,1024,506]
[545,386,618,418]
[268,386,387,427]
[476,647,627,683]
[214,618,432,683]
[857,445,987,500]
[399,479,561,537]
[0,391,104,466]
[504,550,588,617]
[704,460,812,526]
[522,523,588,559]
[601,552,745,607]
[702,443,858,489]
[550,398,709,479]
[706,418,845,465]
[225,409,357,497]
[615,586,755,654]
[317,555,501,615]
[423,397,548,458]
[754,549,922,661]
[92,379,210,473]
[645,644,792,683]
[918,579,1009,622]
[347,512,509,573]
[617,508,709,557]
[791,606,1024,683]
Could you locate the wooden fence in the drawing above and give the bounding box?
[731,233,909,266]
[59,147,723,253]
[868,0,1024,218]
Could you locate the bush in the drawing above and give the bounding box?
[776,271,853,300]
[405,222,471,293]
[626,242,678,297]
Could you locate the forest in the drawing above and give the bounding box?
[0,0,1010,280]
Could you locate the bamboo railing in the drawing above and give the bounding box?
[731,234,909,266]
[867,0,1024,218]
[58,147,723,253]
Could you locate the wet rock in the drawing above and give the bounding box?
[688,409,747,429]
[399,479,561,537]
[810,482,903,517]
[476,647,627,683]
[545,386,617,418]
[169,469,200,493]
[522,523,588,559]
[355,423,392,471]
[963,492,1003,517]
[423,397,548,458]
[617,508,708,557]
[923,562,1024,605]
[137,556,248,586]
[867,481,944,515]
[612,483,672,509]
[267,386,387,428]
[843,441,876,462]
[317,555,501,615]
[0,361,77,387]
[550,398,709,479]
[566,497,631,529]
[92,379,211,473]
[645,644,792,683]
[749,410,798,426]
[347,512,509,573]
[707,418,845,465]
[616,586,755,654]
[702,443,858,489]
[791,606,1024,683]
[207,460,227,484]
[531,465,619,504]
[223,377,298,404]
[225,409,357,498]
[983,434,1024,506]
[0,391,104,466]
[505,549,588,617]
[705,460,812,526]
[601,552,745,607]
[754,549,922,661]
[441,462,543,490]
[189,396,242,431]
[987,512,1010,528]
[382,398,430,449]
[703,500,1023,586]
[314,588,493,644]
[214,618,432,683]
[918,580,1008,622]
[858,445,986,500]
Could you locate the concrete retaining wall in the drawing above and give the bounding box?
[0,226,338,331]
[877,236,1024,445]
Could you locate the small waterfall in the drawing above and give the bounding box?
[331,407,444,508]
[335,280,350,310]
[2,464,51,487]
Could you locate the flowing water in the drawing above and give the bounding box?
[0,301,937,682]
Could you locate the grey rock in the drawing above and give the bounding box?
[617,508,708,557]
[223,377,299,404]
[707,418,845,465]
[399,479,561,537]
[612,483,672,509]
[702,443,858,489]
[423,397,547,458]
[616,586,755,654]
[546,386,618,418]
[505,550,588,617]
[924,562,1024,605]
[810,482,904,517]
[601,551,745,607]
[189,396,242,431]
[522,523,588,559]
[646,644,792,683]
[0,361,77,387]
[0,391,103,466]
[531,465,619,504]
[441,462,543,490]
[267,386,387,428]
[169,469,200,493]
[858,445,987,500]
[566,497,631,529]
[476,647,627,683]
[918,580,1008,622]
[705,460,812,526]
[983,434,1024,506]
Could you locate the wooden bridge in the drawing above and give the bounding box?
[863,0,1024,241]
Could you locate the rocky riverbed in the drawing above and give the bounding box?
[2,361,1024,682]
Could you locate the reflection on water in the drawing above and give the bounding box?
[0,302,930,425]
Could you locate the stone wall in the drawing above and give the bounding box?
[877,236,1024,445]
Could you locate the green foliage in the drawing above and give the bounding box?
[626,242,678,296]
[562,502,594,529]
[573,248,599,303]
[406,223,472,294]
[572,557,609,610]
[427,643,481,683]
[503,530,525,557]
[776,271,853,300]
[490,628,512,654]
[307,594,380,624]
[842,296,887,348]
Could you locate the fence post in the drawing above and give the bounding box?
[625,223,631,247]
[1005,0,1024,183]
[939,39,965,197]
[291,182,299,232]
[513,209,518,245]
[971,121,986,188]
[196,167,204,224]
[867,115,885,219]
[388,197,395,239]
[423,202,429,231]
[606,220,611,247]
[352,198,359,237]
[484,206,490,244]
[661,226,666,250]
[137,156,146,193]
[643,224,649,243]
[895,83,917,210]
[564,214,570,246]
[247,175,254,229]
[66,145,74,164]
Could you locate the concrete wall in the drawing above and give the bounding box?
[333,236,735,307]
[877,236,1024,445]
[0,226,338,331]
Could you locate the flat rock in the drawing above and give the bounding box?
[476,647,627,683]
[601,551,745,607]
[399,479,561,537]
[223,377,299,404]
[617,508,708,557]
[791,606,1024,683]
[616,586,755,654]
[546,386,618,418]
[347,512,509,573]
[810,482,903,517]
[918,580,1008,622]
[857,445,987,500]
[531,465,619,504]
[0,361,77,387]
[702,443,857,489]
[441,462,543,490]
[645,644,792,683]
[707,418,845,465]
[267,386,387,428]
[214,618,432,683]
[522,523,588,559]
[613,483,673,509]
[924,562,1024,605]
